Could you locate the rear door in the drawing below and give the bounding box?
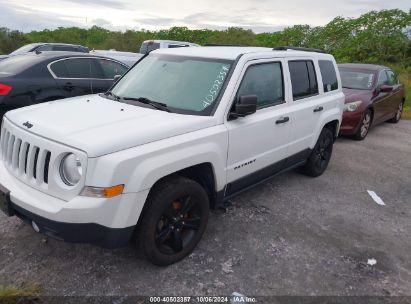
[90,58,129,93]
[49,58,94,97]
[286,58,340,160]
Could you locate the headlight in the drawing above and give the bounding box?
[344,100,362,112]
[60,153,82,186]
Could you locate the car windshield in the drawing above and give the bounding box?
[111,54,233,115]
[10,44,40,55]
[339,69,375,90]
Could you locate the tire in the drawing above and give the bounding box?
[387,102,404,124]
[353,109,372,140]
[137,175,209,266]
[301,128,334,177]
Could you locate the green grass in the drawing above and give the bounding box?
[0,282,41,298]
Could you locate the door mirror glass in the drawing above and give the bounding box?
[380,85,393,93]
[231,95,257,118]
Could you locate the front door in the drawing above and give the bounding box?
[386,69,403,117]
[225,59,292,196]
[373,69,395,123]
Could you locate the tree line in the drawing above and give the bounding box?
[0,9,410,66]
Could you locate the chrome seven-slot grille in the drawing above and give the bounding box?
[1,127,52,186]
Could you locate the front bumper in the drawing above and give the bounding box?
[339,111,363,136]
[0,161,149,248]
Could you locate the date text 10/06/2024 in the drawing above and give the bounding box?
[149,295,257,303]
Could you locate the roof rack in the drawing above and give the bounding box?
[273,46,326,53]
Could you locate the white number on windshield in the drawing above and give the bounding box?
[202,65,230,109]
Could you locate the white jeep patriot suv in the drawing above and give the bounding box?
[0,46,344,265]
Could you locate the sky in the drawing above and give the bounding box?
[1,0,409,33]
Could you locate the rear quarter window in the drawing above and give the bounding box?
[319,60,338,92]
[50,60,70,78]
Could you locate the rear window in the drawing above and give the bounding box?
[0,55,40,76]
[319,60,338,92]
[288,60,318,100]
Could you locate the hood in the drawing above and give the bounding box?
[5,95,217,157]
[342,88,373,104]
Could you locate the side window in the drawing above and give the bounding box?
[53,45,77,52]
[64,58,96,78]
[96,59,128,79]
[378,70,389,86]
[49,60,70,78]
[236,62,284,108]
[36,45,53,52]
[386,70,398,86]
[50,58,98,78]
[288,60,318,100]
[168,44,189,48]
[319,60,338,92]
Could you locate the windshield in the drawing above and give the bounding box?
[340,69,375,90]
[10,44,40,55]
[111,54,233,115]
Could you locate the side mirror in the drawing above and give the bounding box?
[230,95,257,118]
[113,75,122,83]
[380,85,393,93]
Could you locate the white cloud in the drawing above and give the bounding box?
[0,0,409,33]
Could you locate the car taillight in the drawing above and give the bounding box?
[0,83,12,96]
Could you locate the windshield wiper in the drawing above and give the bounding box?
[102,91,120,101]
[122,97,171,112]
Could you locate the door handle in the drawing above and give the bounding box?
[276,117,290,124]
[313,106,324,112]
[63,82,74,90]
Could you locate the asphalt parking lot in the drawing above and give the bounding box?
[0,120,410,297]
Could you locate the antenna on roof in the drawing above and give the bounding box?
[273,46,326,53]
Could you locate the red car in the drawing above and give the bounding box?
[338,64,405,140]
